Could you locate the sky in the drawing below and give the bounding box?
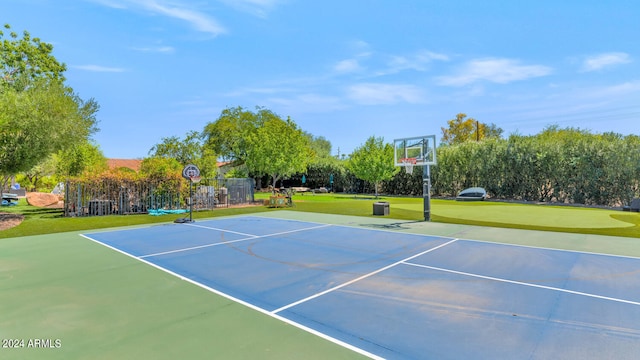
[4,0,639,159]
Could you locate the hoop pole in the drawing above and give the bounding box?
[423,165,431,221]
[189,178,193,222]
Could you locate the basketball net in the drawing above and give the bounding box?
[400,158,417,175]
[190,175,202,183]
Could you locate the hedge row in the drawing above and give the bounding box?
[384,129,640,206]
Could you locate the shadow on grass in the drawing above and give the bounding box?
[362,220,426,230]
[18,207,64,218]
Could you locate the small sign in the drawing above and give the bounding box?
[182,164,200,180]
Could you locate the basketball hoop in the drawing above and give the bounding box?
[400,157,417,175]
[189,175,202,183]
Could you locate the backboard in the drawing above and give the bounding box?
[393,135,437,167]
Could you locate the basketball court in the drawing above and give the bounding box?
[82,214,640,359]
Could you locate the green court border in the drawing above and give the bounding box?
[2,211,640,359]
[0,223,369,360]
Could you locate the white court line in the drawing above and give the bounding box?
[271,238,459,314]
[139,236,258,258]
[139,223,333,258]
[183,222,258,237]
[403,262,640,307]
[452,237,640,261]
[255,214,640,261]
[80,232,383,360]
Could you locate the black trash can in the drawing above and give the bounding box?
[373,201,389,216]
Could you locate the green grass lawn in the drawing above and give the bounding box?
[262,193,640,238]
[2,193,639,239]
[0,198,277,239]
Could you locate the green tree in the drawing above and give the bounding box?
[54,141,107,178]
[1,24,66,90]
[140,156,182,179]
[22,155,56,192]
[305,133,332,158]
[149,131,201,165]
[245,115,310,188]
[441,113,503,145]
[202,106,263,165]
[139,156,184,194]
[0,79,99,192]
[348,136,399,198]
[149,130,218,178]
[0,24,98,195]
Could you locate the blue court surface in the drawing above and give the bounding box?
[83,216,640,359]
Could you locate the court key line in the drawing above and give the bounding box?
[139,223,334,258]
[271,238,459,314]
[403,262,640,307]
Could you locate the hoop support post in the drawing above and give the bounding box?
[423,165,431,221]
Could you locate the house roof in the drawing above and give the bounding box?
[107,159,229,173]
[107,159,142,172]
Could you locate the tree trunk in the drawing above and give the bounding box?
[0,175,10,203]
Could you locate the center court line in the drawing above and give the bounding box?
[403,262,640,307]
[271,238,459,314]
[139,223,334,258]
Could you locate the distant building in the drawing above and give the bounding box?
[106,159,232,175]
[107,159,142,172]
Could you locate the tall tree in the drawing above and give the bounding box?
[305,133,332,159]
[149,131,201,165]
[1,24,66,90]
[245,115,310,188]
[0,79,99,191]
[0,24,98,194]
[22,155,56,192]
[441,113,503,145]
[202,106,264,165]
[54,141,107,178]
[348,136,399,198]
[149,130,218,178]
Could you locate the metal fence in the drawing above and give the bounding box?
[64,177,255,217]
[191,178,255,211]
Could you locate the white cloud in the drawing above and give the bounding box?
[579,80,640,98]
[87,0,128,9]
[581,52,632,72]
[72,65,127,72]
[141,1,227,35]
[334,59,362,74]
[87,0,227,36]
[217,0,283,18]
[347,83,425,105]
[437,58,552,86]
[131,45,175,53]
[268,93,345,113]
[348,40,373,57]
[379,50,449,75]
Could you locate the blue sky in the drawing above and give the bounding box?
[5,0,639,159]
